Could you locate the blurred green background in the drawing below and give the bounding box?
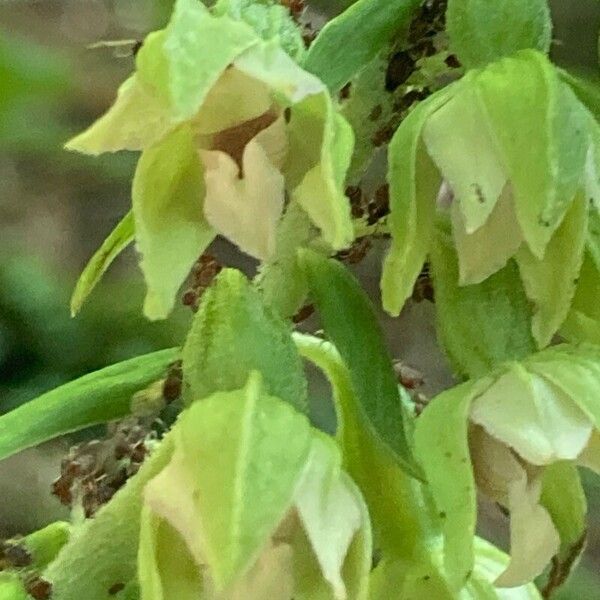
[0,0,599,596]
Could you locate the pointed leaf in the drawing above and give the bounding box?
[182,269,307,413]
[0,348,178,462]
[132,125,215,320]
[70,211,134,316]
[304,0,422,93]
[446,0,552,70]
[431,225,535,379]
[300,250,421,478]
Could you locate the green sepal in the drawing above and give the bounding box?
[381,87,452,315]
[132,125,215,320]
[304,0,422,93]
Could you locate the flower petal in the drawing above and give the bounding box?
[470,365,593,466]
[201,119,286,260]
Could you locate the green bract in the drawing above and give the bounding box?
[66,0,354,319]
[139,372,371,599]
[382,49,600,350]
[415,343,600,589]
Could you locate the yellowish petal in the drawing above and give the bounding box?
[201,125,285,260]
[470,367,593,466]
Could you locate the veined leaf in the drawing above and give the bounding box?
[431,225,535,379]
[381,88,451,316]
[70,211,134,316]
[446,0,552,70]
[0,348,178,462]
[516,192,587,347]
[304,0,422,93]
[182,269,307,413]
[299,250,422,478]
[45,433,176,600]
[132,125,215,320]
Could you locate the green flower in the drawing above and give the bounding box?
[138,372,371,600]
[382,49,600,347]
[415,343,600,589]
[67,0,354,320]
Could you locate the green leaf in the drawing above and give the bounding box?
[145,372,313,589]
[182,269,307,413]
[587,208,600,272]
[299,250,421,478]
[560,68,600,123]
[0,348,178,462]
[430,225,535,379]
[561,253,600,345]
[44,433,175,600]
[381,88,451,315]
[132,125,215,320]
[474,51,589,258]
[516,192,588,347]
[70,211,134,316]
[414,378,493,588]
[304,0,421,92]
[446,0,552,70]
[294,333,436,559]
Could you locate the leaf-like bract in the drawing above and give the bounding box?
[300,250,421,478]
[182,269,307,413]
